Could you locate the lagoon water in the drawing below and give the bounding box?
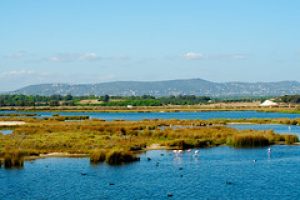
[2,110,300,120]
[1,146,300,200]
[229,124,300,137]
[1,110,300,199]
[0,129,13,135]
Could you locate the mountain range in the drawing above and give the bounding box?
[10,79,300,97]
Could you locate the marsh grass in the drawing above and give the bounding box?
[45,115,90,121]
[3,150,24,168]
[105,149,140,165]
[0,116,299,166]
[90,149,106,163]
[284,135,299,144]
[227,135,270,148]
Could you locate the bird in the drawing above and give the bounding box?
[167,193,173,197]
[225,181,233,185]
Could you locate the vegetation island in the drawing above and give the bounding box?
[1,94,300,168]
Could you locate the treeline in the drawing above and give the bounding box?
[0,94,76,106]
[214,96,272,103]
[0,94,211,106]
[101,95,211,106]
[280,95,300,104]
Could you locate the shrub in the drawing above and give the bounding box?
[167,140,195,150]
[291,120,298,126]
[130,144,146,151]
[227,134,270,148]
[105,150,139,165]
[195,139,212,147]
[90,149,106,163]
[4,150,24,168]
[284,135,299,145]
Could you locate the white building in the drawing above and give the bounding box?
[260,100,279,107]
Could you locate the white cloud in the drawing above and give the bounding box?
[0,69,36,77]
[4,51,28,60]
[0,69,118,91]
[47,53,82,62]
[183,52,204,60]
[79,52,100,61]
[183,52,247,61]
[46,52,130,63]
[230,54,246,60]
[209,53,247,60]
[0,69,52,91]
[48,56,64,62]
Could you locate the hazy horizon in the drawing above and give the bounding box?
[2,78,299,93]
[1,0,300,91]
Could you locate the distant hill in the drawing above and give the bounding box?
[10,79,300,97]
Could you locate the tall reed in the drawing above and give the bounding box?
[4,150,24,168]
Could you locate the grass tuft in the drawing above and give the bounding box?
[284,135,299,145]
[90,149,106,163]
[105,150,140,165]
[227,134,270,148]
[3,150,24,168]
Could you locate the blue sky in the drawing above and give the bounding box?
[0,0,300,91]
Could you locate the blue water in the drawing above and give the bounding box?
[229,124,300,137]
[1,110,300,120]
[1,146,300,200]
[2,111,300,199]
[0,129,13,135]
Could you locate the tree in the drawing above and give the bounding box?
[49,100,60,106]
[64,94,73,101]
[103,95,110,102]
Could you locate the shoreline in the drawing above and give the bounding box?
[0,103,298,113]
[0,121,26,126]
[1,116,299,167]
[0,107,299,115]
[19,143,300,161]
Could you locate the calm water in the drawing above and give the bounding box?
[2,110,300,120]
[1,111,300,199]
[1,146,300,200]
[229,124,300,137]
[0,129,13,135]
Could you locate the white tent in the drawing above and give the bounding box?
[260,100,279,107]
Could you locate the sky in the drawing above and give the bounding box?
[0,0,300,91]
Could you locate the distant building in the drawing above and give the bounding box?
[260,100,279,107]
[127,105,133,109]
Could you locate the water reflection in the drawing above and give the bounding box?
[267,147,272,160]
